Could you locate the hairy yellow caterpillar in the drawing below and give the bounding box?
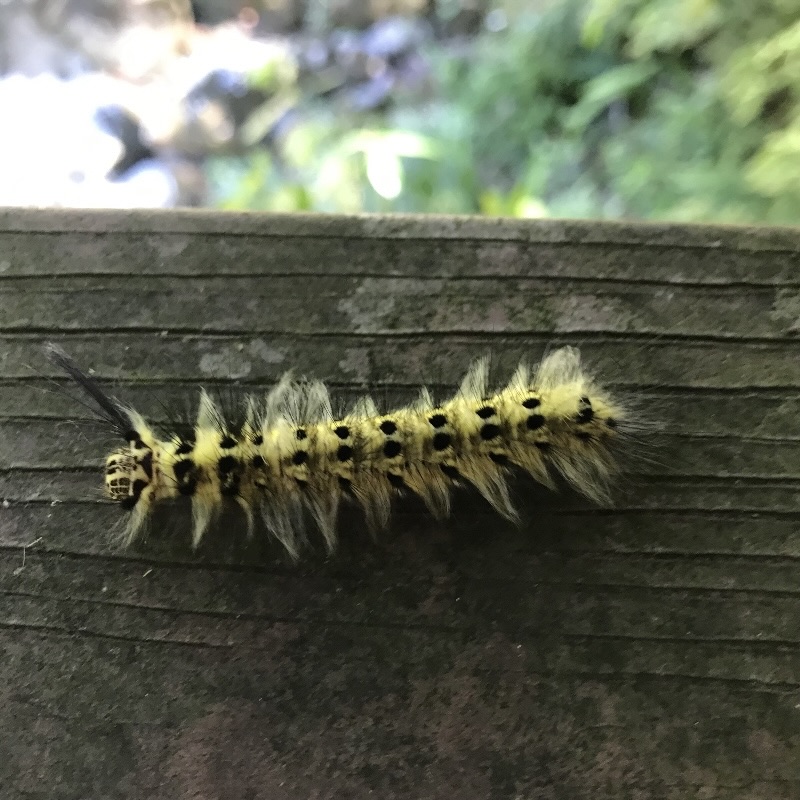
[48,344,627,558]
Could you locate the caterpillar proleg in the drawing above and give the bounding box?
[48,344,628,558]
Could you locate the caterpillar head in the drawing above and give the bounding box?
[105,444,152,509]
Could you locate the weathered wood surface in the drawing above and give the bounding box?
[1,209,799,799]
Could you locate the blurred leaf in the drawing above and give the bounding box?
[248,57,298,92]
[366,149,403,199]
[723,18,800,124]
[338,129,440,201]
[582,0,638,46]
[746,123,800,196]
[627,0,722,57]
[565,61,658,131]
[339,129,439,160]
[240,91,299,147]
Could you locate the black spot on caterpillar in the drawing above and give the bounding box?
[48,344,631,559]
[432,432,452,451]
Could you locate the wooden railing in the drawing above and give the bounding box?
[1,209,798,798]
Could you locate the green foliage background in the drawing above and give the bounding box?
[209,0,800,223]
